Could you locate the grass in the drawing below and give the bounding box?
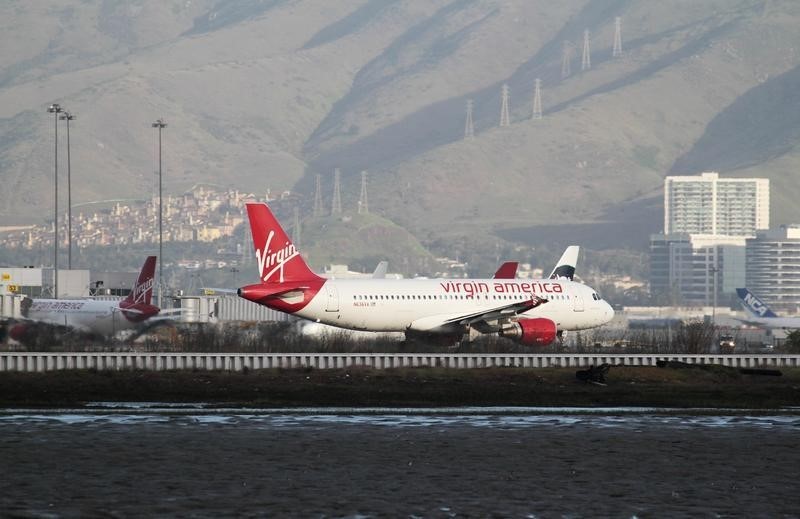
[1,366,799,409]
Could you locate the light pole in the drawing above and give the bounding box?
[59,111,76,270]
[47,103,63,298]
[152,118,167,307]
[709,262,719,331]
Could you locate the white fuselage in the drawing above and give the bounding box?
[28,299,137,336]
[740,316,800,330]
[291,278,613,332]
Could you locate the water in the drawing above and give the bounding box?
[2,407,799,517]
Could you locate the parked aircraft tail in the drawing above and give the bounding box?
[119,256,160,322]
[372,261,388,279]
[549,246,579,280]
[493,262,518,279]
[123,256,157,306]
[246,203,322,284]
[736,288,778,318]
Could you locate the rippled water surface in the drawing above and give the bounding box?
[2,407,798,517]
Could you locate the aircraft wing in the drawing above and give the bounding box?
[408,295,548,332]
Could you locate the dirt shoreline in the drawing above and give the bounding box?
[2,365,800,408]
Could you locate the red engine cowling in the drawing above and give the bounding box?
[9,323,30,342]
[499,318,557,346]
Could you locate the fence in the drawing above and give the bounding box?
[2,352,799,372]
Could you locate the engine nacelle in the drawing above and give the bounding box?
[499,318,557,346]
[9,323,30,342]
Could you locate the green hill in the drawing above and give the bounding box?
[298,212,435,276]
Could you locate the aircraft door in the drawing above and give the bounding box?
[325,284,339,312]
[573,292,585,312]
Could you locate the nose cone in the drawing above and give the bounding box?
[602,301,615,324]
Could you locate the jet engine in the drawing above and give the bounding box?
[9,323,31,342]
[499,318,557,346]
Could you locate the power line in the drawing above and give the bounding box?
[613,17,622,57]
[292,206,301,246]
[358,170,369,214]
[331,168,342,215]
[313,174,323,217]
[464,99,474,139]
[582,29,591,70]
[499,83,510,127]
[561,40,572,79]
[532,78,542,120]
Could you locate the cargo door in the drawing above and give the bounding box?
[325,284,339,312]
[573,292,585,312]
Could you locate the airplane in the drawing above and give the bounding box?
[299,251,581,341]
[735,288,800,330]
[237,203,614,346]
[8,256,163,341]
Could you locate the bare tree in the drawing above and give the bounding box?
[674,319,716,354]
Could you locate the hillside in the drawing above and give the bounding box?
[0,0,798,259]
[295,211,436,276]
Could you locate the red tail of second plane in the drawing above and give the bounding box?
[124,256,157,305]
[119,256,160,321]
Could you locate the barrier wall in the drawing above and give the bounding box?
[1,353,799,372]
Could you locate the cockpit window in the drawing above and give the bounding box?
[592,292,602,301]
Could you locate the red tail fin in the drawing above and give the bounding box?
[123,256,157,305]
[246,203,321,284]
[492,261,518,279]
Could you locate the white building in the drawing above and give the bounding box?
[664,172,769,236]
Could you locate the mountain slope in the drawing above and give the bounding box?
[0,0,798,256]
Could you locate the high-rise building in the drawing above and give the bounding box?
[650,233,746,306]
[664,172,769,237]
[652,172,768,305]
[746,226,800,312]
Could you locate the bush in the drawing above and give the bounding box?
[784,330,800,353]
